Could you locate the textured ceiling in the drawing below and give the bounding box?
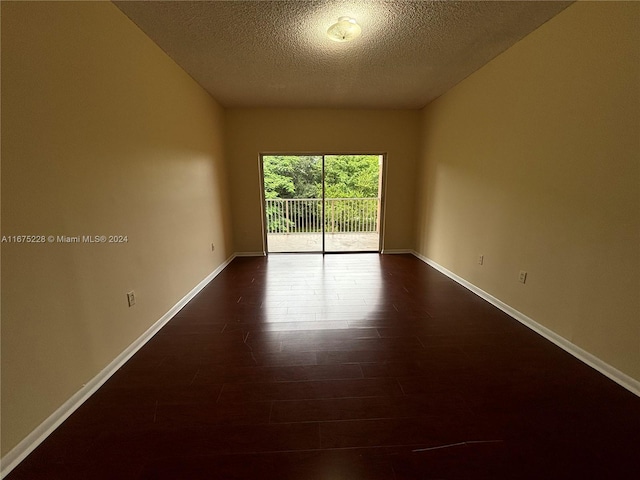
[114,0,572,109]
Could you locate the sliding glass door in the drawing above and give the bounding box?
[262,155,323,252]
[323,155,382,252]
[261,154,383,253]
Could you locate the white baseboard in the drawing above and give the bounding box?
[381,249,413,254]
[235,251,266,257]
[0,253,237,479]
[411,250,640,397]
[4,251,637,477]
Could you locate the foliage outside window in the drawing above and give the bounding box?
[263,155,380,234]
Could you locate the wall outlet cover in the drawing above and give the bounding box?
[127,291,136,307]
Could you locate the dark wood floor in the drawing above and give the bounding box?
[8,254,640,479]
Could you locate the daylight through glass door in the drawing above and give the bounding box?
[262,154,383,253]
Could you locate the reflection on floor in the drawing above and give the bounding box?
[7,254,640,479]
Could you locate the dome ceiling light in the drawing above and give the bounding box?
[326,16,362,42]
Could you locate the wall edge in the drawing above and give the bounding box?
[0,253,237,478]
[411,250,640,397]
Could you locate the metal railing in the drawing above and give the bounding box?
[265,198,380,234]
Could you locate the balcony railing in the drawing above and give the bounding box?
[265,198,380,234]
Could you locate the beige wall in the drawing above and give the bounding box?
[3,0,638,465]
[1,2,233,454]
[225,109,421,253]
[415,2,640,381]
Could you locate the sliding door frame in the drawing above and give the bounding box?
[259,152,388,255]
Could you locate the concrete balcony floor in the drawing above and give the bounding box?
[267,232,380,252]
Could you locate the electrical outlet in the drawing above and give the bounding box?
[478,255,484,265]
[211,243,215,252]
[519,271,527,284]
[127,291,136,307]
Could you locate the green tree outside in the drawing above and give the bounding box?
[324,155,380,198]
[262,155,380,233]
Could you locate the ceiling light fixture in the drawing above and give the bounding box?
[326,16,362,42]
